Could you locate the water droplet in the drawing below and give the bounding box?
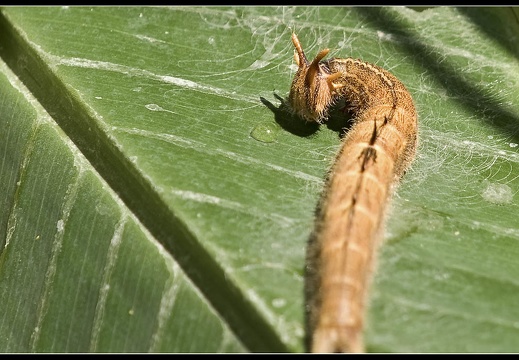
[145,103,164,112]
[57,219,64,232]
[272,298,286,308]
[471,220,481,230]
[481,181,513,205]
[250,122,280,143]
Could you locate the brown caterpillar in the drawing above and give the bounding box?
[288,33,418,353]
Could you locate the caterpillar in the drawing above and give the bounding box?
[288,33,418,353]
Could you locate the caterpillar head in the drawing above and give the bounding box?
[288,33,341,123]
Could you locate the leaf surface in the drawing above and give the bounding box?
[1,6,519,353]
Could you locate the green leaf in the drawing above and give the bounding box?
[0,47,246,354]
[1,6,519,353]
